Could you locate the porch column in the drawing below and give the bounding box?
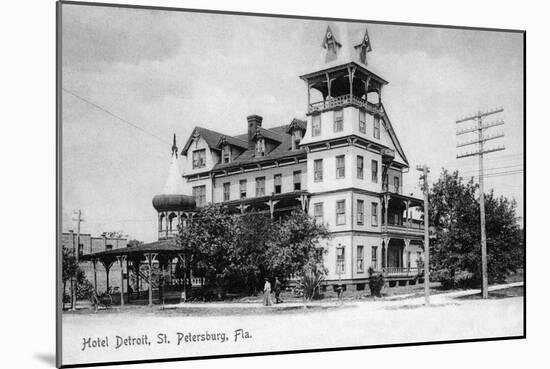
[404,239,411,270]
[145,253,157,307]
[383,194,389,229]
[300,194,309,212]
[266,199,279,219]
[238,204,249,214]
[405,200,410,227]
[384,238,390,271]
[116,255,127,306]
[178,253,187,301]
[92,258,98,294]
[168,258,173,285]
[307,82,311,110]
[101,260,114,293]
[347,66,356,100]
[126,258,130,301]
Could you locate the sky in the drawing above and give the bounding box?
[61,4,524,242]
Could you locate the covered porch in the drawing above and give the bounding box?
[81,239,200,307]
[222,190,310,219]
[380,237,425,286]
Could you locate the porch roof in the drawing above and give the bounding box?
[80,238,181,261]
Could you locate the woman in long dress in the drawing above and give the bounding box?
[263,279,272,306]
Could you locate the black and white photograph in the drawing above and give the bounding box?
[55,1,526,367]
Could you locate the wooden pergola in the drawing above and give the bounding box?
[81,238,188,307]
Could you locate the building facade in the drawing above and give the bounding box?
[61,231,127,292]
[175,24,425,289]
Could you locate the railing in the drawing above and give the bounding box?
[383,267,423,276]
[386,222,424,230]
[309,95,380,114]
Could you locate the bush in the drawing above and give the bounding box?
[298,268,325,300]
[434,269,476,290]
[368,267,384,297]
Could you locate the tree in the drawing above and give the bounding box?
[428,169,523,288]
[127,239,144,248]
[177,205,240,299]
[265,211,329,280]
[62,246,90,309]
[177,206,330,298]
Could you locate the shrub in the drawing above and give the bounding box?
[368,267,384,297]
[298,268,325,300]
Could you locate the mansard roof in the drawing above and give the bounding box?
[181,120,306,172]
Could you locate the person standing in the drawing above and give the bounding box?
[274,277,282,304]
[263,278,272,306]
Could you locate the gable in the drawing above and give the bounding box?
[378,105,409,166]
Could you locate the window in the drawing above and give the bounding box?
[371,246,378,269]
[383,174,389,191]
[357,155,364,179]
[193,185,206,207]
[291,130,302,150]
[371,202,378,226]
[256,138,266,157]
[334,109,344,132]
[357,199,364,225]
[336,200,346,225]
[274,174,282,194]
[417,252,423,268]
[314,202,324,223]
[312,114,321,137]
[78,244,84,258]
[394,176,400,193]
[192,149,206,169]
[223,182,230,201]
[336,246,345,274]
[336,155,345,178]
[256,177,266,197]
[357,246,364,273]
[407,251,411,269]
[371,160,378,183]
[373,116,380,139]
[239,179,247,198]
[293,171,302,191]
[222,145,231,164]
[106,244,113,250]
[314,159,323,182]
[359,110,366,133]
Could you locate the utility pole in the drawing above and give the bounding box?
[456,108,505,299]
[71,209,84,310]
[416,165,430,306]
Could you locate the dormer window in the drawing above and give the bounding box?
[291,129,302,150]
[192,149,206,169]
[256,138,266,157]
[222,145,231,164]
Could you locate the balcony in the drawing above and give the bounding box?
[308,95,380,115]
[384,222,425,237]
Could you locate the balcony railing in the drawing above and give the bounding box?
[309,95,380,114]
[383,267,423,276]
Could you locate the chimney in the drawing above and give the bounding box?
[247,115,263,150]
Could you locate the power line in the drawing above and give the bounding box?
[62,88,171,145]
[458,164,523,175]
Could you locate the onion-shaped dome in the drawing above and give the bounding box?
[152,134,196,212]
[152,194,195,212]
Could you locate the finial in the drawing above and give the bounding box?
[171,133,178,158]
